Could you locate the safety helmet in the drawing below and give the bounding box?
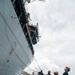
[66,67,70,72]
[48,70,51,73]
[54,71,59,75]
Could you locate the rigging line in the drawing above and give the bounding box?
[34,57,41,70]
[0,12,32,63]
[33,59,38,71]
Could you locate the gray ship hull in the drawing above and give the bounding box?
[0,0,33,75]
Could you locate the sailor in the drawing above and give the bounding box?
[47,70,51,75]
[38,70,44,75]
[63,67,70,75]
[26,13,31,22]
[54,71,59,75]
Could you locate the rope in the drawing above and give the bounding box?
[34,57,41,71]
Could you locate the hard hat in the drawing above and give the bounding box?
[66,67,70,72]
[48,70,51,73]
[54,71,59,75]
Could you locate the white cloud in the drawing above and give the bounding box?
[25,0,75,75]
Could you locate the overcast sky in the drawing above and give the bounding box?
[25,0,75,75]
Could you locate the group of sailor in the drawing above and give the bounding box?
[38,67,70,75]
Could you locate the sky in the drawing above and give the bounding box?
[24,0,75,75]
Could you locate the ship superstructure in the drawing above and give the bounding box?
[0,0,39,75]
